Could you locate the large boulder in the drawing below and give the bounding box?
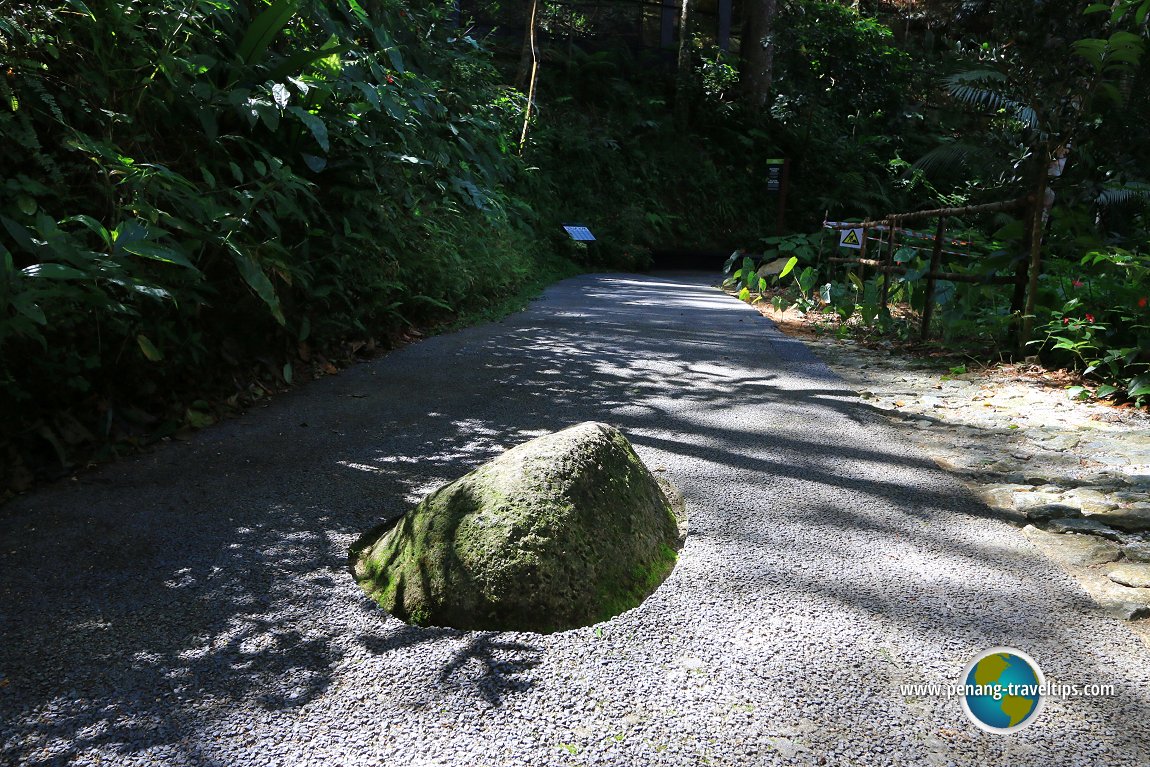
[352,422,683,632]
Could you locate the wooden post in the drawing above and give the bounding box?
[878,217,896,312]
[776,159,790,232]
[920,216,946,340]
[816,218,827,273]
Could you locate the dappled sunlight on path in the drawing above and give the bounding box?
[2,273,1148,766]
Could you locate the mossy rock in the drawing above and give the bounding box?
[352,421,683,632]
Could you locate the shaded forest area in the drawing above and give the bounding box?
[1,0,1148,496]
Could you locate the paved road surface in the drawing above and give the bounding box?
[2,273,1148,766]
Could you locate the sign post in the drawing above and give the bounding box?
[765,158,789,231]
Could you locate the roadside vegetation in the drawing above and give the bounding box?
[2,0,1149,496]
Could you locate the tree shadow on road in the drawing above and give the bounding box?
[1,273,1148,765]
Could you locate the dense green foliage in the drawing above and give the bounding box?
[0,0,569,488]
[724,0,1149,405]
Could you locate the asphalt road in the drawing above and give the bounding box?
[1,273,1148,766]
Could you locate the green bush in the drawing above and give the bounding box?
[0,0,567,490]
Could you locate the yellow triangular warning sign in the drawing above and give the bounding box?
[841,229,861,246]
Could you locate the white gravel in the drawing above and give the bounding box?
[2,273,1149,766]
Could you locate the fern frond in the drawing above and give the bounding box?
[943,69,1007,87]
[945,84,1038,129]
[911,141,1002,179]
[1096,181,1150,208]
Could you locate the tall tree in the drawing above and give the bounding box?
[741,0,778,114]
[674,0,694,129]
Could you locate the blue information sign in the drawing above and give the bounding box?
[562,225,596,242]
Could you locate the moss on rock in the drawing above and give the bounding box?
[352,421,683,632]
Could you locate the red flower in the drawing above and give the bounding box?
[386,74,394,84]
[1062,317,1070,325]
[1085,313,1095,323]
[1072,279,1085,288]
[1140,296,1148,308]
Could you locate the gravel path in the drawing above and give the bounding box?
[2,273,1148,767]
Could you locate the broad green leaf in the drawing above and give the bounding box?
[387,46,404,73]
[344,0,369,23]
[12,294,46,324]
[893,246,916,264]
[778,256,798,280]
[1,216,38,252]
[301,153,327,172]
[63,0,95,18]
[314,34,343,76]
[282,362,293,384]
[288,106,329,152]
[136,334,164,361]
[186,408,215,428]
[230,246,286,325]
[237,0,301,65]
[62,214,112,249]
[267,44,350,81]
[21,263,87,280]
[353,81,381,110]
[1129,374,1150,397]
[122,242,198,270]
[378,88,407,121]
[798,266,817,295]
[252,99,280,131]
[112,219,151,249]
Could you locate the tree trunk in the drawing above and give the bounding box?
[674,0,693,129]
[1018,145,1052,355]
[741,0,778,114]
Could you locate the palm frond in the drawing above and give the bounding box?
[942,69,1007,87]
[1096,181,1150,208]
[910,141,1003,179]
[945,84,1038,129]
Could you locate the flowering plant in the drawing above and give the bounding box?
[1032,247,1150,404]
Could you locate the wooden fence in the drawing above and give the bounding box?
[822,197,1030,341]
